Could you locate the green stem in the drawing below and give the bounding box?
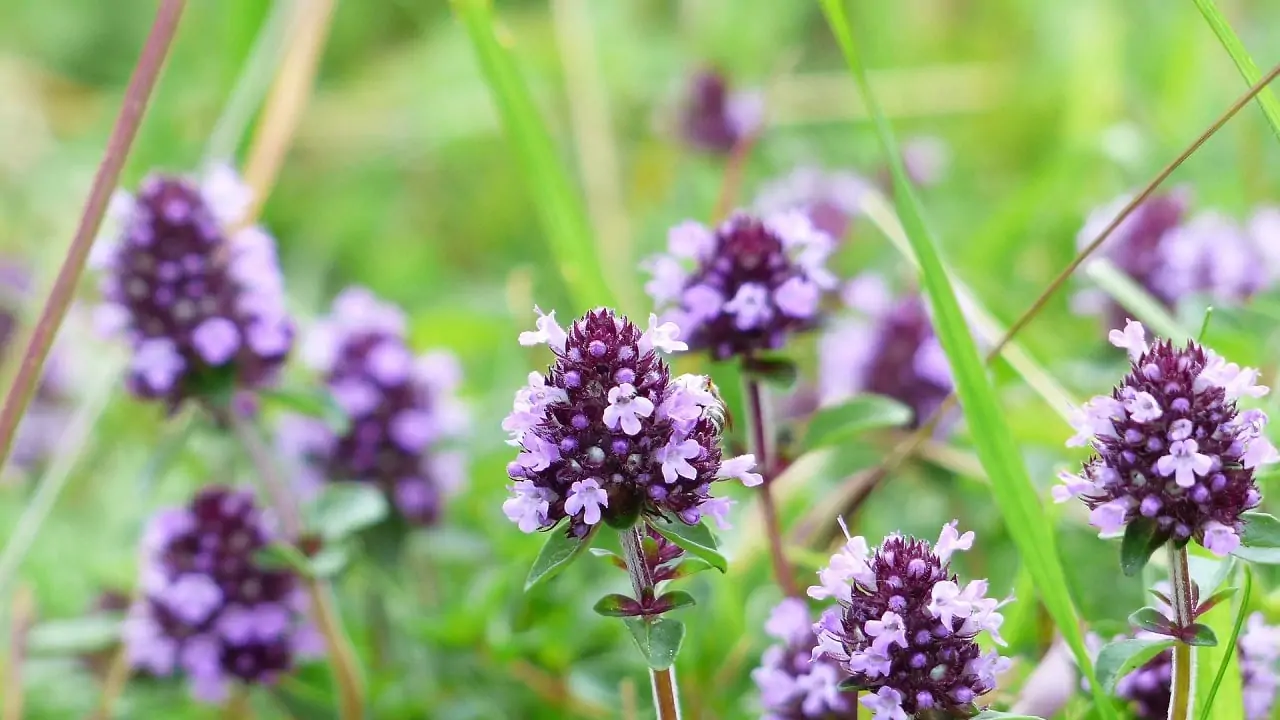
[1168,541,1196,720]
[621,527,682,720]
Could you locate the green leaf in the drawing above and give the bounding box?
[740,355,798,389]
[259,386,350,434]
[1191,0,1280,141]
[307,545,350,579]
[801,394,913,450]
[593,593,638,617]
[1095,637,1176,693]
[1198,565,1251,720]
[1196,586,1238,616]
[623,617,685,670]
[1130,606,1174,635]
[1232,511,1280,563]
[450,0,615,312]
[837,677,868,692]
[648,516,727,573]
[524,524,599,591]
[588,547,628,570]
[305,483,389,543]
[668,558,714,580]
[1183,623,1218,647]
[1188,554,1235,596]
[25,615,122,655]
[1120,517,1165,577]
[816,4,1112,716]
[655,590,696,612]
[268,679,338,720]
[255,542,312,574]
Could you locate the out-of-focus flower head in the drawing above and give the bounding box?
[680,67,763,154]
[502,307,758,537]
[1056,320,1272,556]
[123,486,321,703]
[91,164,293,410]
[644,212,837,361]
[282,287,468,526]
[818,275,953,429]
[754,166,873,242]
[809,520,1011,719]
[753,597,858,719]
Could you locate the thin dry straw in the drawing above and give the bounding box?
[0,0,187,473]
[809,59,1280,548]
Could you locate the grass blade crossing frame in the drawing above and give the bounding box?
[1191,0,1280,140]
[815,2,1114,716]
[452,0,615,312]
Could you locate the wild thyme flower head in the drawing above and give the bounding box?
[1056,320,1274,555]
[283,287,468,525]
[92,165,293,408]
[809,521,1011,720]
[680,68,763,154]
[502,307,759,537]
[644,212,836,360]
[1076,190,1280,318]
[819,276,952,429]
[752,597,857,719]
[754,166,872,242]
[123,486,320,703]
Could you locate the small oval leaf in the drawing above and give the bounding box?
[1096,637,1175,693]
[802,394,912,450]
[26,615,123,655]
[525,524,599,592]
[669,558,714,580]
[1120,517,1164,577]
[648,516,727,573]
[654,590,696,613]
[1129,607,1174,635]
[305,483,390,542]
[1233,512,1280,563]
[623,617,685,670]
[593,593,641,617]
[1182,622,1218,647]
[588,547,628,570]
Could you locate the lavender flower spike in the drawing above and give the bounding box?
[123,486,321,703]
[1056,319,1273,556]
[644,211,836,360]
[809,520,1011,720]
[283,287,468,525]
[502,307,755,537]
[752,597,857,719]
[92,164,293,408]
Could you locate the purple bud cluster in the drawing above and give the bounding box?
[818,275,953,429]
[282,287,468,525]
[644,213,836,361]
[502,307,759,537]
[92,165,293,408]
[1075,190,1280,318]
[123,486,320,703]
[809,521,1010,720]
[680,68,763,154]
[753,597,858,719]
[1056,320,1274,556]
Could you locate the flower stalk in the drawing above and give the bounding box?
[1168,541,1196,720]
[621,526,682,720]
[744,376,799,597]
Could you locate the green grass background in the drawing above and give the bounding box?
[2,0,1280,717]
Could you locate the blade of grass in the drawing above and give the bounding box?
[1197,564,1250,720]
[1084,258,1190,341]
[816,2,1113,716]
[1191,0,1280,140]
[452,0,615,312]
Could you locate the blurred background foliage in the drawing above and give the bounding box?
[1,0,1279,717]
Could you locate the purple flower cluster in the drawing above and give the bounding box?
[1056,320,1274,555]
[1075,190,1280,317]
[643,212,836,360]
[809,521,1010,720]
[282,287,467,525]
[753,597,857,719]
[754,167,873,242]
[680,68,763,154]
[123,486,320,702]
[1093,612,1280,719]
[92,164,293,408]
[502,307,759,537]
[818,275,953,428]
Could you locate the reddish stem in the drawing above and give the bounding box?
[0,0,186,468]
[745,377,800,597]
